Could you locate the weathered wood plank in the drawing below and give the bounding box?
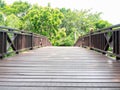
[0,87,119,90]
[0,47,120,89]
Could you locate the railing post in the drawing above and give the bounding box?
[116,31,120,60]
[0,32,3,58]
[89,30,93,50]
[81,37,84,47]
[0,32,7,58]
[14,33,19,54]
[40,38,42,47]
[30,33,33,50]
[113,31,120,60]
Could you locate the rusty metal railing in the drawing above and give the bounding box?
[74,24,120,60]
[0,26,52,58]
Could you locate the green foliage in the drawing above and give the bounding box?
[61,32,75,46]
[5,14,22,29]
[2,5,17,15]
[11,1,30,15]
[0,12,4,25]
[0,1,112,46]
[0,0,5,8]
[51,28,66,46]
[95,20,112,29]
[59,8,104,45]
[24,6,64,39]
[1,1,30,16]
[60,9,102,33]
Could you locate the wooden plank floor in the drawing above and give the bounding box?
[0,47,120,90]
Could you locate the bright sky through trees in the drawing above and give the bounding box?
[5,0,120,24]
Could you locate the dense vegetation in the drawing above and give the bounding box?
[0,0,112,46]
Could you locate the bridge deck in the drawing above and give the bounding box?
[0,47,120,90]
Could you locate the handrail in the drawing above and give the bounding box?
[74,24,120,60]
[0,26,52,58]
[93,24,120,33]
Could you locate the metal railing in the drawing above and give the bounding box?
[0,26,52,58]
[75,24,120,60]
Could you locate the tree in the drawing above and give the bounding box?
[11,1,31,16]
[23,6,64,40]
[0,1,112,46]
[2,5,17,15]
[59,9,103,45]
[51,28,66,46]
[1,1,30,16]
[0,0,5,8]
[60,8,76,35]
[95,20,112,29]
[5,14,22,29]
[0,12,4,25]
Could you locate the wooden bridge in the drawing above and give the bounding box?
[0,25,120,90]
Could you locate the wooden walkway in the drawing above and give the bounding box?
[0,47,120,90]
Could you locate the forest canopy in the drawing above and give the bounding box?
[0,0,112,46]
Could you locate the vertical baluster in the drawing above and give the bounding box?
[113,31,120,60]
[0,32,7,58]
